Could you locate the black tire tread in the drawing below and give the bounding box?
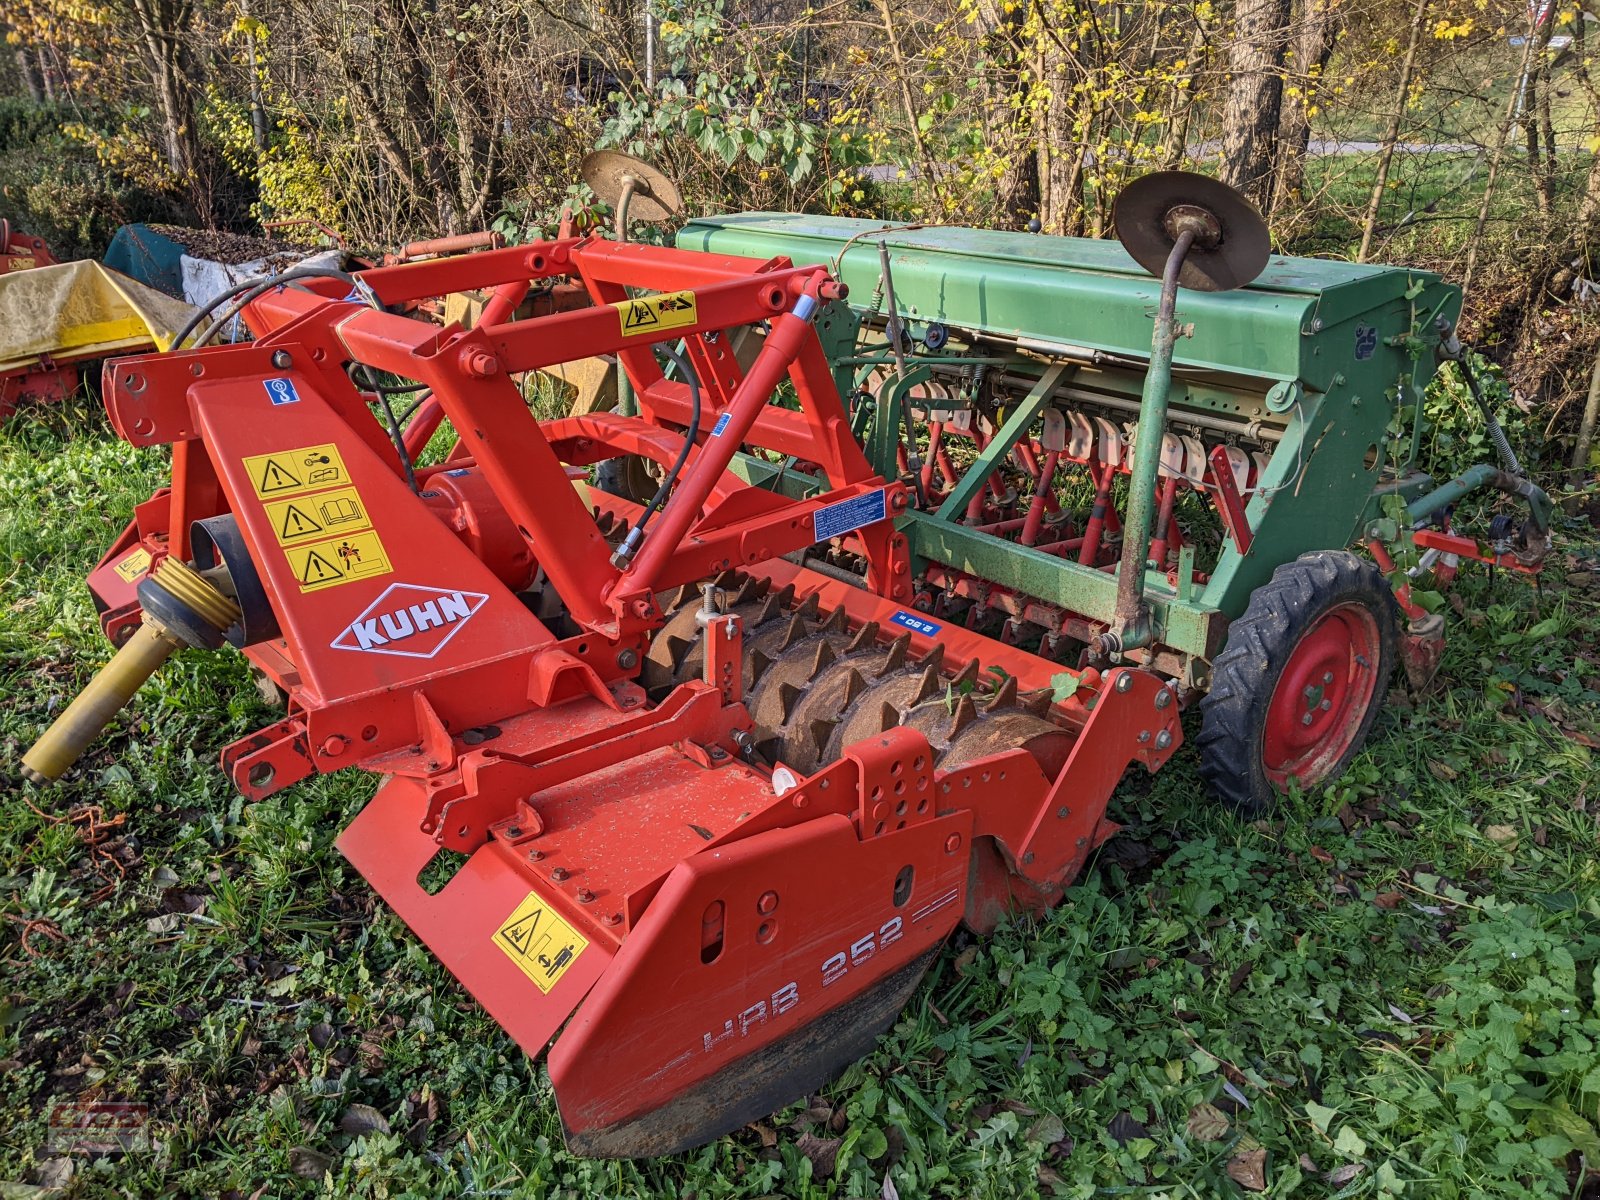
[1196,550,1399,815]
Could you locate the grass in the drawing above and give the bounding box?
[1,388,1599,1199]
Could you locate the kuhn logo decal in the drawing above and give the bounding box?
[331,583,489,658]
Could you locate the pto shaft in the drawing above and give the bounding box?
[22,558,240,783]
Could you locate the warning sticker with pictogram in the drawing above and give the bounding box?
[614,290,698,338]
[111,547,152,583]
[242,443,351,500]
[492,890,588,994]
[283,530,392,593]
[262,486,372,546]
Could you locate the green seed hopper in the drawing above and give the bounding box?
[678,192,1550,807]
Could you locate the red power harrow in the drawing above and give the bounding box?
[26,236,1178,1154]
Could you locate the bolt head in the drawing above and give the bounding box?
[617,648,639,670]
[1115,673,1134,693]
[577,887,595,903]
[1155,729,1173,750]
[550,866,570,881]
[270,349,293,369]
[1323,671,1334,684]
[1301,713,1314,726]
[1155,688,1172,709]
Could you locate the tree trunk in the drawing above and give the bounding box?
[11,40,43,102]
[1357,0,1429,261]
[1274,0,1341,209]
[1218,0,1291,211]
[130,0,201,183]
[977,0,1040,227]
[1462,15,1542,295]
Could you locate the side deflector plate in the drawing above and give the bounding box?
[336,775,613,1054]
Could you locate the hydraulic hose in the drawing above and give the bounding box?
[608,344,703,569]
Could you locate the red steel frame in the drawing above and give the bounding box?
[84,235,1181,1153]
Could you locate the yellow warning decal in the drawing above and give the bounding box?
[283,530,392,593]
[615,290,698,338]
[242,443,350,500]
[493,890,589,994]
[262,486,372,546]
[111,547,152,583]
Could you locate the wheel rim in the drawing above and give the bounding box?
[1261,601,1382,789]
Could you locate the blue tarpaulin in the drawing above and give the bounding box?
[102,225,186,300]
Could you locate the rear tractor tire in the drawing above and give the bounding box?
[1197,550,1399,815]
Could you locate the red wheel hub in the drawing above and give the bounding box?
[1261,601,1382,789]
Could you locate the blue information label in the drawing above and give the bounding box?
[263,377,301,406]
[813,488,888,542]
[710,413,732,437]
[890,610,941,636]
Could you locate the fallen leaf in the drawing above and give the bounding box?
[1373,891,1403,909]
[1387,1003,1415,1025]
[1324,1163,1364,1186]
[1026,1113,1066,1145]
[952,946,978,975]
[795,1132,841,1177]
[1308,845,1333,863]
[1484,824,1518,845]
[1107,1112,1148,1145]
[1185,1102,1230,1142]
[145,914,182,933]
[34,1158,74,1189]
[881,1174,900,1200]
[339,1103,390,1136]
[1036,1164,1066,1189]
[1226,1147,1267,1191]
[288,1146,333,1179]
[1427,759,1458,781]
[751,1122,778,1148]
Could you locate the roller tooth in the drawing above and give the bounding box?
[948,694,979,737]
[662,633,691,665]
[755,593,785,624]
[840,667,867,706]
[919,643,946,672]
[986,673,1019,711]
[797,592,821,620]
[846,620,880,653]
[747,647,774,681]
[1020,687,1053,716]
[778,615,809,651]
[775,583,797,607]
[951,657,980,687]
[808,640,838,676]
[777,680,805,720]
[881,632,911,672]
[821,606,848,634]
[808,717,839,751]
[732,576,762,604]
[595,511,614,534]
[911,664,940,705]
[879,700,903,731]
